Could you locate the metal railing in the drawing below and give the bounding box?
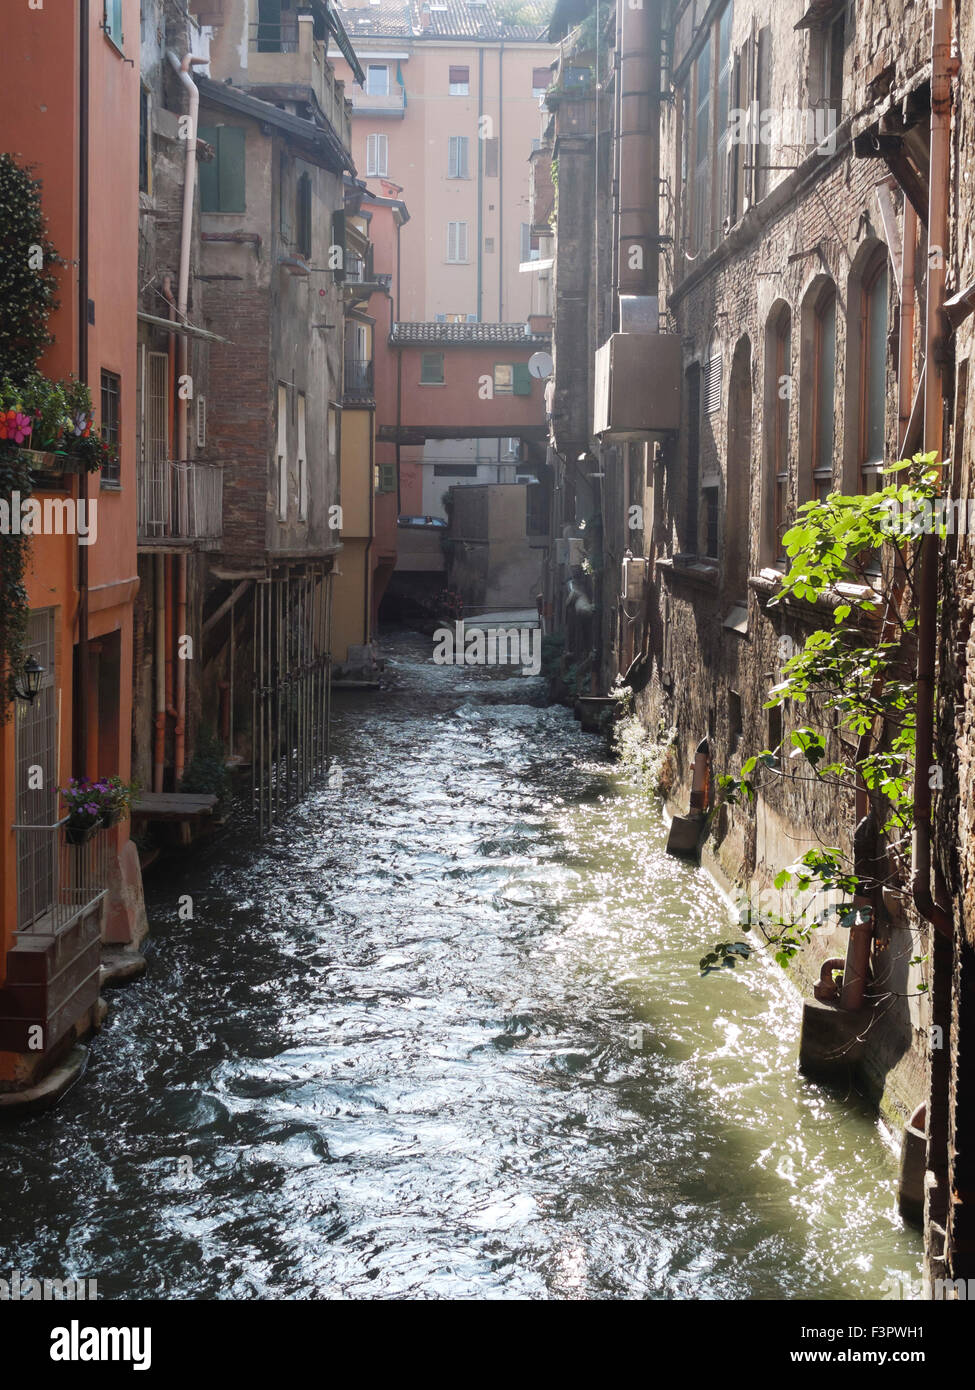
[249,19,299,53]
[344,357,374,398]
[14,818,111,938]
[138,460,223,544]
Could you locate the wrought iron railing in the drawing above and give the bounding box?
[344,357,374,399]
[138,460,223,544]
[13,818,111,938]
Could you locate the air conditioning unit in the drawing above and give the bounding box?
[622,553,648,604]
[593,333,681,438]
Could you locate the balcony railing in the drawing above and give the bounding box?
[138,460,223,547]
[344,357,374,400]
[14,818,111,938]
[350,86,406,117]
[242,15,352,152]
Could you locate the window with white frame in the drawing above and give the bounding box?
[449,65,470,95]
[446,221,469,263]
[277,383,289,521]
[366,64,390,96]
[297,391,307,522]
[448,136,470,179]
[366,133,388,178]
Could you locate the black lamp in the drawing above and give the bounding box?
[14,657,44,704]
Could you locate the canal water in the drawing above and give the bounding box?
[0,630,921,1299]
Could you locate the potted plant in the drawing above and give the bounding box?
[60,779,105,845]
[97,775,137,827]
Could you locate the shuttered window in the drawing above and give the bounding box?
[448,136,469,179]
[513,363,532,396]
[449,65,470,95]
[377,462,396,493]
[198,125,246,213]
[296,172,312,258]
[421,353,445,385]
[484,137,499,177]
[366,133,388,177]
[704,339,723,413]
[446,221,469,263]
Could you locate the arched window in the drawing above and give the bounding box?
[811,284,836,503]
[764,303,792,565]
[858,256,888,492]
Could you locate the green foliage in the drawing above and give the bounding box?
[179,727,232,811]
[708,454,939,971]
[0,446,34,719]
[1,373,113,472]
[613,715,677,798]
[0,154,61,386]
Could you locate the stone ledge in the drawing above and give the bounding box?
[0,1045,88,1118]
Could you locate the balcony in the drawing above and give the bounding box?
[244,14,352,152]
[349,85,406,119]
[14,818,111,939]
[138,460,223,549]
[344,357,374,403]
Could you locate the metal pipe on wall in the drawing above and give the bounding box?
[76,0,91,778]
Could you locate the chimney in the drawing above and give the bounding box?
[420,2,431,30]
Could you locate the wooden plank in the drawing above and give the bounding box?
[131,792,218,821]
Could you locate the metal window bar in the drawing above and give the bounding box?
[13,819,111,938]
[250,19,299,52]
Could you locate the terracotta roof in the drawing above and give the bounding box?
[390,321,551,346]
[334,0,553,43]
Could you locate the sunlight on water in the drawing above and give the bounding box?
[0,630,921,1300]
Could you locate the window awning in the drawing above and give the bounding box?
[316,0,365,86]
[794,0,846,29]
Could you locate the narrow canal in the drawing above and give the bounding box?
[0,630,921,1299]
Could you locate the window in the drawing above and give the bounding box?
[446,221,469,263]
[683,363,701,551]
[703,486,720,559]
[812,285,836,502]
[484,137,499,177]
[494,364,513,394]
[421,353,445,385]
[198,125,246,213]
[527,483,547,535]
[449,65,470,96]
[728,690,743,755]
[296,171,312,259]
[366,133,388,178]
[297,392,307,521]
[766,306,792,563]
[810,5,845,117]
[104,0,123,52]
[434,463,478,477]
[100,370,121,485]
[705,332,723,414]
[257,0,297,52]
[277,383,288,521]
[484,237,495,253]
[366,64,390,96]
[139,86,150,194]
[448,136,470,179]
[682,2,735,253]
[520,224,540,263]
[859,258,888,490]
[377,462,396,492]
[445,313,467,323]
[532,66,550,97]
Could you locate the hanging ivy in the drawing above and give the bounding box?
[0,153,61,388]
[0,153,63,718]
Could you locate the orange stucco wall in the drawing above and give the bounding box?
[1,1,140,995]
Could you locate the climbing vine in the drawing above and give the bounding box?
[702,453,941,976]
[0,153,61,385]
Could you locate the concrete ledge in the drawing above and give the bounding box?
[798,996,870,1080]
[0,1045,88,1118]
[100,947,148,988]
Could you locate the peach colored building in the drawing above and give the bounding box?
[331,0,555,324]
[0,0,145,1095]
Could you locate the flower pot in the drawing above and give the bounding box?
[100,807,122,828]
[65,819,99,846]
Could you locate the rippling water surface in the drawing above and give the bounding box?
[0,630,921,1298]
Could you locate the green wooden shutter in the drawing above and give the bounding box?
[198,125,220,212]
[217,127,246,212]
[513,362,532,396]
[105,0,123,49]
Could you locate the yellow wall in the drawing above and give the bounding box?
[332,405,374,661]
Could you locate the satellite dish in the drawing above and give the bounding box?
[528,351,554,380]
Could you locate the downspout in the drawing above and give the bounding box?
[395,215,402,514]
[498,40,504,321]
[76,0,90,778]
[911,1,953,938]
[167,49,207,784]
[477,46,484,323]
